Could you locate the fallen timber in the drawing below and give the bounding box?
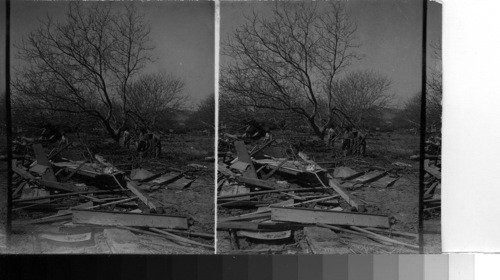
[72,209,188,229]
[270,206,390,228]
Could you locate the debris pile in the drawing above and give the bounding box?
[423,159,441,224]
[9,141,214,253]
[217,138,418,254]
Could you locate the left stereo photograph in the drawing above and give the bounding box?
[0,1,215,254]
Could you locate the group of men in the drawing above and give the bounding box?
[120,128,162,159]
[239,119,366,157]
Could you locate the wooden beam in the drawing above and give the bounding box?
[349,226,419,250]
[217,222,260,231]
[149,228,213,249]
[125,181,161,212]
[234,141,258,178]
[217,187,327,200]
[37,180,87,193]
[425,166,441,180]
[13,189,127,204]
[72,209,188,229]
[261,158,288,180]
[61,161,86,182]
[237,176,276,189]
[327,176,366,212]
[32,143,57,182]
[154,228,214,239]
[12,162,35,180]
[217,212,271,223]
[249,139,276,157]
[270,206,390,228]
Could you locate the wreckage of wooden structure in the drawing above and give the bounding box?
[217,136,417,253]
[9,141,214,253]
[423,159,441,231]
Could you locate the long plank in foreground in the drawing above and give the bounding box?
[270,206,390,228]
[72,209,188,229]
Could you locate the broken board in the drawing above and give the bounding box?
[32,143,57,182]
[103,228,150,253]
[72,209,188,229]
[328,176,366,212]
[303,226,351,254]
[238,230,291,240]
[270,206,390,228]
[234,141,258,178]
[219,184,250,201]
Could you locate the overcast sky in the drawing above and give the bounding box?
[1,0,441,106]
[6,1,214,107]
[220,0,442,107]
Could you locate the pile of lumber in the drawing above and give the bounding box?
[423,159,441,215]
[10,142,213,253]
[217,140,417,253]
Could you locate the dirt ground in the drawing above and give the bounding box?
[217,130,420,254]
[5,131,215,254]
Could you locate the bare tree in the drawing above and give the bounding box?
[330,70,393,125]
[127,72,187,130]
[12,2,153,141]
[186,93,215,131]
[221,2,361,138]
[401,92,422,129]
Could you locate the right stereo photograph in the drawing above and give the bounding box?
[216,0,442,254]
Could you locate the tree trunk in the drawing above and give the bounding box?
[101,120,121,142]
[306,116,325,139]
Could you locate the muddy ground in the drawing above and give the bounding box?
[217,130,420,254]
[5,131,215,254]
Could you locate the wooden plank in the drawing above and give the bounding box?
[13,189,126,204]
[125,181,161,212]
[217,187,325,200]
[72,209,188,229]
[61,161,87,182]
[32,143,57,182]
[217,222,260,231]
[12,161,36,180]
[328,176,366,212]
[261,158,288,180]
[103,228,150,253]
[37,180,87,192]
[219,184,250,201]
[234,141,258,178]
[270,206,390,228]
[303,226,351,254]
[349,226,419,250]
[217,212,271,223]
[249,139,276,157]
[149,228,213,250]
[425,166,441,180]
[237,176,276,189]
[218,164,236,177]
[238,230,291,240]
